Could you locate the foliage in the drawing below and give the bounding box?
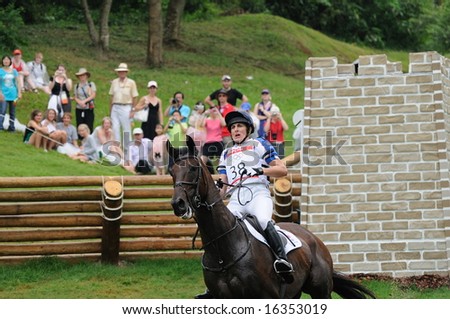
[0,3,25,52]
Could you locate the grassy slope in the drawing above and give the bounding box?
[0,13,408,177]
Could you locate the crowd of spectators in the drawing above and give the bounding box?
[1,49,292,175]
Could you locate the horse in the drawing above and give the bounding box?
[167,136,375,299]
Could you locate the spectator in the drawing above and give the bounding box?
[109,63,138,144]
[26,52,51,94]
[254,89,278,138]
[199,105,226,174]
[124,127,153,175]
[216,89,236,147]
[0,55,21,132]
[48,64,73,122]
[164,110,187,148]
[152,123,168,175]
[204,74,248,107]
[23,109,46,148]
[263,106,289,159]
[164,91,190,124]
[73,68,96,134]
[186,101,206,153]
[11,49,31,92]
[41,108,67,151]
[70,124,99,163]
[56,112,79,147]
[240,102,260,139]
[131,80,163,140]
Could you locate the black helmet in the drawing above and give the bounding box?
[225,111,254,134]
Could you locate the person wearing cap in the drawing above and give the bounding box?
[253,88,279,138]
[124,127,153,175]
[11,49,30,93]
[0,55,22,132]
[108,63,139,144]
[195,110,292,299]
[216,88,236,146]
[131,80,163,141]
[263,105,289,159]
[48,64,73,122]
[26,52,51,94]
[73,68,97,134]
[204,74,248,108]
[239,102,260,139]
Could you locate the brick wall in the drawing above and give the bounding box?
[302,52,449,277]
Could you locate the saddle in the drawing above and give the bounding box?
[236,213,302,254]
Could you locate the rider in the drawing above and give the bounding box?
[195,111,293,298]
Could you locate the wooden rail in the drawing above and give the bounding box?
[0,174,301,265]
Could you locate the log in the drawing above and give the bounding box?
[101,180,123,265]
[0,215,102,227]
[0,241,102,256]
[0,228,102,242]
[282,151,301,166]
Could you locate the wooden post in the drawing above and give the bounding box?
[101,180,123,265]
[272,176,293,223]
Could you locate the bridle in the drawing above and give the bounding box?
[173,155,221,211]
[172,155,252,272]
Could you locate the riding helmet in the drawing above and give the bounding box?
[225,111,254,134]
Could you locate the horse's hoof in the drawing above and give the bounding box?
[195,290,214,299]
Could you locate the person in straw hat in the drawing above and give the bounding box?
[108,62,139,145]
[73,67,96,134]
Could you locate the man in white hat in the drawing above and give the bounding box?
[124,127,153,174]
[108,63,139,145]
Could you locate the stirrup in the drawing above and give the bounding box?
[273,259,294,274]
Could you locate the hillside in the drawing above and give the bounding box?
[0,13,409,177]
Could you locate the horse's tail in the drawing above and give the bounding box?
[332,271,376,299]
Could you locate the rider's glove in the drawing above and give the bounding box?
[246,167,264,177]
[216,178,224,189]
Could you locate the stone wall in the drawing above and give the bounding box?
[301,52,449,277]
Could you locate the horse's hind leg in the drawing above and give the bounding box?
[304,259,333,298]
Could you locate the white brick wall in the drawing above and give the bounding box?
[302,52,450,277]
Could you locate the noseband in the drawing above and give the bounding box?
[173,156,221,211]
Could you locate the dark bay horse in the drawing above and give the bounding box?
[167,137,375,299]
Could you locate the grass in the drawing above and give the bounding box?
[0,257,448,299]
[0,13,409,177]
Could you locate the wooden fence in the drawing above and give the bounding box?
[0,174,301,265]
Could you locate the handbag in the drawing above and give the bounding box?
[133,107,149,122]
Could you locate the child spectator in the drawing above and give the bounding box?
[26,52,51,94]
[186,101,206,153]
[152,123,168,175]
[164,110,187,148]
[263,106,289,159]
[11,49,30,93]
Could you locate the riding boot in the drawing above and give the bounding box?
[195,289,214,299]
[264,221,294,284]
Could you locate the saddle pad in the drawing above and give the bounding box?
[241,218,302,254]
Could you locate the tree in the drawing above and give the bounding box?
[164,0,187,46]
[147,0,163,67]
[81,0,113,56]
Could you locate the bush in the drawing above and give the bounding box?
[0,4,25,52]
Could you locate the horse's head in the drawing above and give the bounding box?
[166,135,208,219]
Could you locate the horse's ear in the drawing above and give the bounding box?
[166,140,179,161]
[186,135,198,156]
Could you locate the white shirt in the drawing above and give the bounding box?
[128,138,153,166]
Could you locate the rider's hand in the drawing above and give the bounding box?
[246,167,264,177]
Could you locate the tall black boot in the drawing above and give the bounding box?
[264,221,294,283]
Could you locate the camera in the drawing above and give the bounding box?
[171,98,179,105]
[168,120,175,129]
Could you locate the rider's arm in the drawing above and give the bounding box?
[264,159,288,178]
[219,174,228,198]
